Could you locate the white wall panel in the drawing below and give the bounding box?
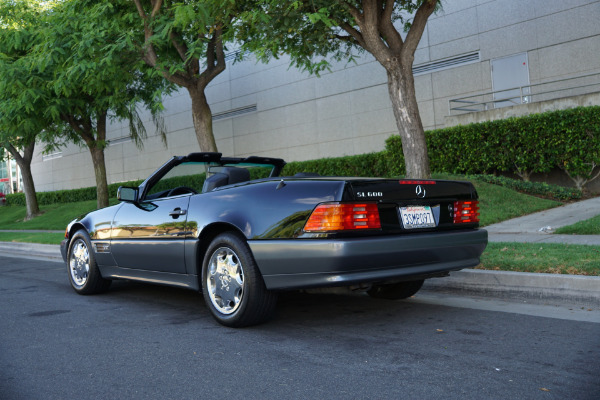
[29,0,600,191]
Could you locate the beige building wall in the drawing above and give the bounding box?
[31,0,600,192]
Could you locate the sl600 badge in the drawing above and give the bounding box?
[356,191,383,198]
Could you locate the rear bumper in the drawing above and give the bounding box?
[248,229,488,290]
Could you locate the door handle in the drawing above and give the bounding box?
[169,208,187,218]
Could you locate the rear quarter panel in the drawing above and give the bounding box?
[187,179,347,239]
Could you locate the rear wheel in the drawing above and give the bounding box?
[67,230,111,294]
[202,232,277,327]
[367,279,424,300]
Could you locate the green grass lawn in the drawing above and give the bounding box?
[0,231,65,244]
[0,180,559,231]
[479,242,600,275]
[473,180,562,226]
[432,173,562,226]
[0,199,118,230]
[1,178,596,275]
[554,214,600,235]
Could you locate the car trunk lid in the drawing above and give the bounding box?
[346,179,479,232]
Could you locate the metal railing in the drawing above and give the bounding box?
[448,72,600,115]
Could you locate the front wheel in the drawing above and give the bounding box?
[67,230,111,294]
[201,232,277,327]
[367,279,424,300]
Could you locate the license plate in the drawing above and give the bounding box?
[399,206,436,229]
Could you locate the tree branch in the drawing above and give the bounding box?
[334,33,359,46]
[132,0,147,20]
[150,0,163,18]
[340,1,364,26]
[199,28,226,88]
[402,0,437,64]
[60,114,95,146]
[379,0,403,52]
[169,29,188,63]
[5,143,25,166]
[338,21,367,49]
[160,69,192,88]
[134,0,161,71]
[345,0,393,65]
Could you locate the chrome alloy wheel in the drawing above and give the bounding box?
[69,238,90,287]
[207,247,245,315]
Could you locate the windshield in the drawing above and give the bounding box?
[144,160,277,200]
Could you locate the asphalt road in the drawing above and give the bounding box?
[1,255,599,400]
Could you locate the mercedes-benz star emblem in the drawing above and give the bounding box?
[415,185,426,198]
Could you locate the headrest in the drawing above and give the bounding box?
[202,167,250,192]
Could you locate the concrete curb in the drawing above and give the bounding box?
[0,242,62,261]
[423,269,600,307]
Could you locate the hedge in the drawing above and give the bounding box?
[5,106,596,206]
[472,174,582,201]
[5,179,144,207]
[386,106,600,190]
[282,152,397,177]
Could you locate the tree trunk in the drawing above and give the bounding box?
[88,112,109,209]
[189,85,218,152]
[386,67,431,179]
[6,141,41,220]
[89,145,109,209]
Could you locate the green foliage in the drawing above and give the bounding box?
[282,153,396,177]
[386,106,600,190]
[473,175,582,201]
[0,0,62,148]
[6,179,143,206]
[240,1,442,75]
[36,0,170,135]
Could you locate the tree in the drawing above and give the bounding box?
[128,0,240,152]
[241,0,440,178]
[0,0,52,219]
[36,0,169,209]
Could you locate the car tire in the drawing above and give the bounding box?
[202,232,277,327]
[67,230,111,294]
[367,279,425,300]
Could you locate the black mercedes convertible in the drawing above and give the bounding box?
[61,153,487,327]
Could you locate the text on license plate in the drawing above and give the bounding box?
[399,206,436,229]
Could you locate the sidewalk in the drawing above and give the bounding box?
[486,196,600,245]
[0,241,62,261]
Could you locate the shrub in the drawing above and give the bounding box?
[282,152,397,177]
[386,105,600,190]
[5,179,144,207]
[7,106,597,207]
[472,175,582,201]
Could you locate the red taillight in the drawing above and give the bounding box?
[399,180,436,185]
[453,200,480,224]
[64,228,69,239]
[304,203,381,232]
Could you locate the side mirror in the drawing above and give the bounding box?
[117,186,139,203]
